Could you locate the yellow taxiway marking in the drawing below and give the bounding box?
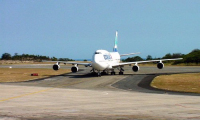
[0,87,54,102]
[0,79,89,102]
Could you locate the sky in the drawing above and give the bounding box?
[1,0,200,59]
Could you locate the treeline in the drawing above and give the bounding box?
[0,53,74,61]
[123,49,200,65]
[1,49,200,65]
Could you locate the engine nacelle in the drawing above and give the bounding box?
[157,62,164,69]
[132,65,140,72]
[71,66,79,72]
[53,64,60,71]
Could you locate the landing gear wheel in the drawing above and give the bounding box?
[97,72,101,77]
[91,72,97,76]
[111,72,116,75]
[101,71,107,75]
[119,72,123,75]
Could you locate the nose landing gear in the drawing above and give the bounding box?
[97,71,101,77]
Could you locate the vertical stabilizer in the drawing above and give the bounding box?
[113,31,118,52]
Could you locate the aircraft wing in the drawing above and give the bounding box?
[42,60,91,66]
[120,52,140,56]
[113,58,183,67]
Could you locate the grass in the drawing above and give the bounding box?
[151,73,200,93]
[0,68,71,83]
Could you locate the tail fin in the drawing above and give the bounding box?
[113,31,118,52]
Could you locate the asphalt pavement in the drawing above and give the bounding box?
[0,65,200,120]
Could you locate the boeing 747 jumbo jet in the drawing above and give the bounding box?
[44,31,182,77]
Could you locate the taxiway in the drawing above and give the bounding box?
[0,65,200,120]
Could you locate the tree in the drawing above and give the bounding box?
[1,53,12,60]
[162,53,172,59]
[51,57,58,61]
[146,55,152,60]
[12,53,20,60]
[123,56,143,62]
[191,49,200,53]
[172,53,184,58]
[58,58,74,61]
[184,49,200,64]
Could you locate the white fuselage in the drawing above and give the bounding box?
[91,50,120,71]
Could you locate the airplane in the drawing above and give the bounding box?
[44,31,182,77]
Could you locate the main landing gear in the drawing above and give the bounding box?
[107,67,124,75]
[101,71,108,75]
[110,71,123,75]
[119,67,124,75]
[91,68,124,77]
[111,71,116,75]
[91,69,101,77]
[119,71,123,75]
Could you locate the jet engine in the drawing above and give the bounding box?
[71,66,79,72]
[53,64,60,71]
[157,62,164,69]
[132,65,140,72]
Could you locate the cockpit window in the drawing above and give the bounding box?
[95,52,101,54]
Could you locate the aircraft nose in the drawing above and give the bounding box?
[92,55,108,70]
